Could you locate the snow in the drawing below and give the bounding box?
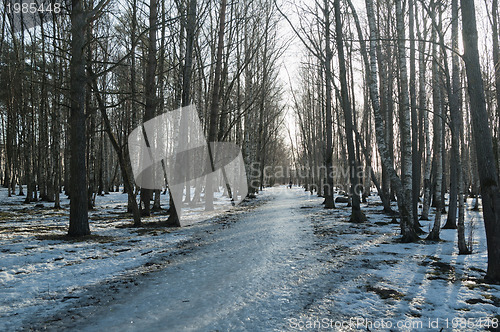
[290,190,500,331]
[0,188,200,330]
[1,186,499,331]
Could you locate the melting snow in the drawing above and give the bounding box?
[0,186,499,331]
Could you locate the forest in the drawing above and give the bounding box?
[1,0,500,329]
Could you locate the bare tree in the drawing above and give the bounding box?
[427,0,443,241]
[333,0,364,221]
[365,0,418,242]
[323,0,335,209]
[461,0,500,282]
[205,0,227,211]
[166,0,197,227]
[396,0,414,233]
[139,0,159,217]
[68,0,90,236]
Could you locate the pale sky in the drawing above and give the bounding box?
[277,0,495,152]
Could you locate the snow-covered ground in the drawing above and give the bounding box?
[1,186,499,331]
[301,192,500,331]
[0,187,257,331]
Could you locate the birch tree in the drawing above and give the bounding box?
[395,0,414,232]
[427,0,443,241]
[365,0,418,242]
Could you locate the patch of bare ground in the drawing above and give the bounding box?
[366,285,405,300]
[0,225,67,235]
[35,234,117,243]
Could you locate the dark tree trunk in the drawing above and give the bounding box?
[68,0,90,237]
[88,69,142,227]
[461,0,500,282]
[165,0,197,227]
[323,0,335,209]
[140,0,159,217]
[409,0,420,229]
[206,0,227,211]
[454,0,469,252]
[444,0,461,230]
[333,0,364,221]
[492,0,500,174]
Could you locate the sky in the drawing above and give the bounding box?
[276,0,368,152]
[276,0,495,153]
